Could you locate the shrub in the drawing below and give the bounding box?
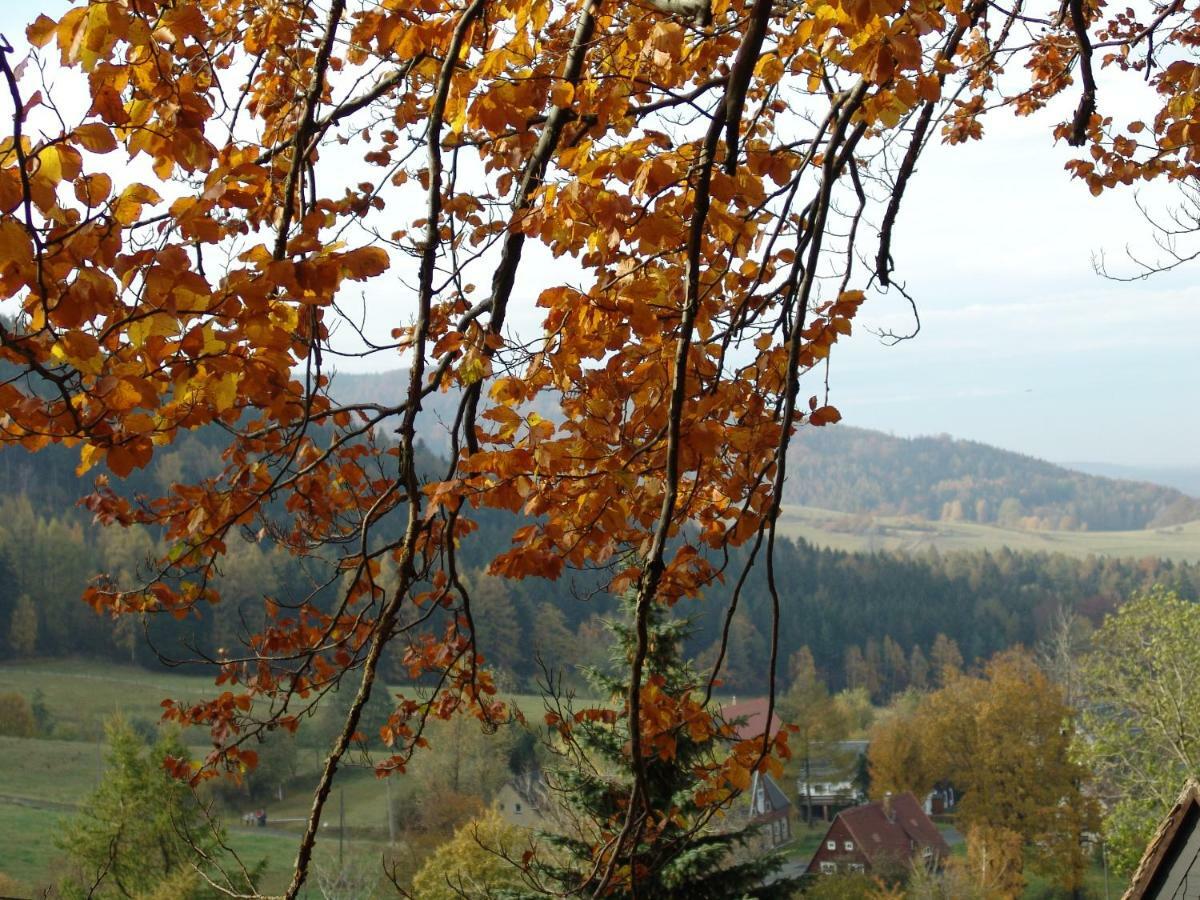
[0,692,35,737]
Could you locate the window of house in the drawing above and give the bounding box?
[820,862,837,875]
[826,840,837,851]
[850,863,865,874]
[515,803,522,812]
[844,840,854,851]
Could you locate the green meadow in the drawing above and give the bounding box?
[776,504,1200,562]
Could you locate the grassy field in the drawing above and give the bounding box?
[0,735,112,805]
[0,658,220,740]
[0,660,564,896]
[777,504,1200,562]
[0,661,394,896]
[0,802,306,894]
[788,820,833,859]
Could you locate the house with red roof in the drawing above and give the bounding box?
[720,698,793,850]
[804,792,949,879]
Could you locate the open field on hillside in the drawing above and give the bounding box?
[777,504,1200,561]
[0,658,551,735]
[0,658,222,739]
[0,664,320,895]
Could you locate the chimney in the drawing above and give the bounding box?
[883,791,895,822]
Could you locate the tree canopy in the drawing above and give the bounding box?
[1077,587,1200,878]
[410,809,532,900]
[869,651,1097,897]
[1,0,1194,893]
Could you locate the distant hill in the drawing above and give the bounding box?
[328,369,461,433]
[782,425,1200,532]
[328,370,1200,534]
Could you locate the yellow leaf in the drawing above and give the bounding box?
[550,81,575,108]
[54,7,87,64]
[460,353,489,385]
[103,378,145,412]
[51,330,103,374]
[206,372,239,413]
[489,377,525,404]
[128,314,177,348]
[340,246,390,280]
[76,443,102,476]
[72,122,119,154]
[0,219,33,267]
[26,14,56,48]
[113,183,162,226]
[35,145,63,183]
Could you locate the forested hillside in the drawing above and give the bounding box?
[3,364,1195,698]
[328,370,1200,532]
[4,425,1198,699]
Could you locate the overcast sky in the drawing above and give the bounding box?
[2,3,1196,467]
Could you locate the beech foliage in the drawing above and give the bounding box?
[0,0,1193,893]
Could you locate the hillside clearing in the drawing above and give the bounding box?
[777,505,1200,562]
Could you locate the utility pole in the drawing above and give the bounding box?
[386,777,396,845]
[339,786,345,868]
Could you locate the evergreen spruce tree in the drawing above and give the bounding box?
[515,599,799,899]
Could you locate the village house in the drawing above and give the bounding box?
[495,768,555,831]
[796,741,954,822]
[721,698,794,849]
[1123,779,1200,899]
[804,792,949,879]
[746,769,793,848]
[796,739,868,822]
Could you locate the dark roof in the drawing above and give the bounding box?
[760,772,791,812]
[1123,780,1200,899]
[720,698,783,743]
[837,793,949,863]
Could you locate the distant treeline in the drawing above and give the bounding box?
[2,427,1197,700]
